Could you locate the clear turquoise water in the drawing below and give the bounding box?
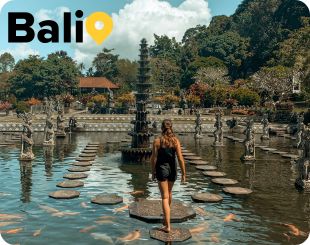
[0,132,309,245]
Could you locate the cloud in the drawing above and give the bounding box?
[2,44,39,59]
[72,0,211,67]
[35,6,70,22]
[0,0,11,13]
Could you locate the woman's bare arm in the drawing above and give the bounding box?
[150,138,159,179]
[175,138,186,182]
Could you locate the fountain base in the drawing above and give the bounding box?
[121,148,152,163]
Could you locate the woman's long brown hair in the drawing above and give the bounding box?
[161,119,177,148]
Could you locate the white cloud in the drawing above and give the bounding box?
[35,6,70,22]
[2,44,39,59]
[72,0,211,67]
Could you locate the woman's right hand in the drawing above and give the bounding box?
[181,174,186,183]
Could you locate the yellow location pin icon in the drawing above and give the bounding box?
[86,12,113,45]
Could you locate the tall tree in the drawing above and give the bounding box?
[115,59,138,93]
[150,58,181,93]
[0,52,15,73]
[92,48,119,79]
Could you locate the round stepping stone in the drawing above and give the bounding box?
[49,190,80,199]
[91,194,123,205]
[150,228,191,242]
[184,156,202,161]
[191,192,223,203]
[195,165,217,171]
[68,166,90,172]
[129,199,195,223]
[56,180,84,188]
[63,173,88,180]
[182,150,191,153]
[189,160,208,165]
[82,150,97,154]
[79,153,96,157]
[182,152,195,156]
[76,157,95,162]
[273,151,288,155]
[72,162,93,167]
[211,178,238,185]
[84,147,98,151]
[88,143,99,145]
[223,187,253,195]
[202,171,226,177]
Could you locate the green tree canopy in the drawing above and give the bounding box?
[115,59,138,93]
[0,52,15,73]
[92,48,119,79]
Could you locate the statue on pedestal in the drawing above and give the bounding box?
[55,102,66,137]
[295,126,310,190]
[194,111,203,139]
[261,113,270,140]
[241,119,255,161]
[107,88,114,114]
[43,98,55,146]
[18,112,35,161]
[296,113,304,148]
[213,112,224,146]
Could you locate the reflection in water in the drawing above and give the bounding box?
[244,162,256,189]
[119,163,151,199]
[213,147,223,166]
[19,161,32,203]
[43,146,53,177]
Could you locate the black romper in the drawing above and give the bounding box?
[155,139,177,182]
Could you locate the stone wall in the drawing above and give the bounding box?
[0,114,264,133]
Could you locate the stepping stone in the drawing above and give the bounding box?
[49,190,80,199]
[202,171,227,177]
[211,178,238,185]
[79,153,96,157]
[129,199,195,223]
[82,150,97,154]
[189,160,208,165]
[182,150,191,153]
[107,141,119,143]
[182,152,196,156]
[273,151,288,155]
[184,156,202,161]
[76,157,95,162]
[223,187,252,195]
[88,143,100,145]
[91,194,123,205]
[84,147,98,151]
[56,180,84,188]
[195,165,217,171]
[281,154,299,159]
[68,166,91,172]
[150,228,191,242]
[72,162,93,167]
[63,173,88,180]
[191,193,223,203]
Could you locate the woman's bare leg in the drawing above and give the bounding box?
[168,181,174,207]
[158,180,171,232]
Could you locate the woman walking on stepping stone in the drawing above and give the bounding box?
[151,119,186,233]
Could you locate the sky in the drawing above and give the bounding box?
[0,0,243,67]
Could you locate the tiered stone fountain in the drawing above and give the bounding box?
[122,39,153,162]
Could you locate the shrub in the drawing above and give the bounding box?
[116,93,135,106]
[231,88,259,106]
[91,94,107,105]
[15,101,30,113]
[26,97,41,106]
[185,94,200,107]
[0,101,12,111]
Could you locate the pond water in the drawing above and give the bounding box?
[0,132,309,245]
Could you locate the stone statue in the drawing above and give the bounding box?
[295,126,310,190]
[180,90,188,111]
[296,113,304,148]
[213,111,224,146]
[55,102,66,137]
[18,112,35,161]
[107,88,114,113]
[261,113,270,140]
[241,119,255,161]
[194,111,203,139]
[43,98,55,146]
